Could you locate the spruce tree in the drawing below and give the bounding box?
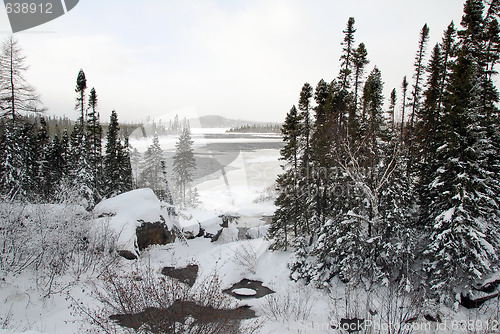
[415,44,443,164]
[400,76,409,142]
[360,67,386,236]
[268,105,301,250]
[103,110,122,198]
[130,146,141,188]
[85,87,103,200]
[0,121,36,199]
[46,134,65,197]
[35,117,50,199]
[352,42,370,112]
[75,69,87,127]
[68,70,88,181]
[339,17,356,91]
[139,133,164,192]
[297,83,313,236]
[310,79,331,228]
[389,88,397,130]
[409,24,430,131]
[116,136,133,195]
[438,22,457,112]
[159,160,173,204]
[422,1,500,301]
[173,126,196,207]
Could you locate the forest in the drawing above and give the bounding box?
[0,0,499,332]
[268,0,500,305]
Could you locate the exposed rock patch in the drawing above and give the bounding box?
[161,265,199,287]
[461,277,500,309]
[136,221,175,251]
[110,300,256,331]
[118,250,137,260]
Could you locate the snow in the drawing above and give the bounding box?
[247,225,270,239]
[232,288,257,296]
[129,133,282,153]
[92,188,176,256]
[435,207,456,226]
[4,137,500,334]
[195,149,280,213]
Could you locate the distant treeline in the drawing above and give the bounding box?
[25,114,147,139]
[226,123,282,134]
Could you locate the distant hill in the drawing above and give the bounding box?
[189,115,281,129]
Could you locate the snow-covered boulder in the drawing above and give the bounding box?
[93,188,177,259]
[200,214,239,242]
[179,213,240,242]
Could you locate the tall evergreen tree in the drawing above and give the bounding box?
[268,105,301,250]
[68,70,87,176]
[139,133,164,192]
[297,83,313,236]
[352,42,370,113]
[310,79,332,228]
[400,76,409,142]
[46,134,66,197]
[422,0,500,301]
[339,17,356,91]
[415,43,443,164]
[75,69,87,127]
[130,146,141,189]
[35,117,50,199]
[116,136,133,195]
[388,88,397,130]
[173,126,196,207]
[437,22,457,112]
[103,110,122,198]
[85,87,103,201]
[409,24,431,131]
[159,160,173,204]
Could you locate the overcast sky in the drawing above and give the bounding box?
[0,0,466,123]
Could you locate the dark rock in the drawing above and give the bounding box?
[136,221,175,251]
[118,250,137,260]
[424,314,442,322]
[200,225,223,242]
[110,300,256,331]
[161,265,199,287]
[223,279,274,300]
[210,228,224,242]
[461,292,500,309]
[97,212,116,218]
[219,213,239,228]
[474,278,500,294]
[405,316,418,324]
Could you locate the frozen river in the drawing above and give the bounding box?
[129,129,284,214]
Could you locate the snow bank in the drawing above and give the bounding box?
[92,188,176,257]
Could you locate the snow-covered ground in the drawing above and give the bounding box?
[1,134,498,334]
[195,149,280,214]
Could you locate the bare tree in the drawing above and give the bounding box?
[0,36,44,121]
